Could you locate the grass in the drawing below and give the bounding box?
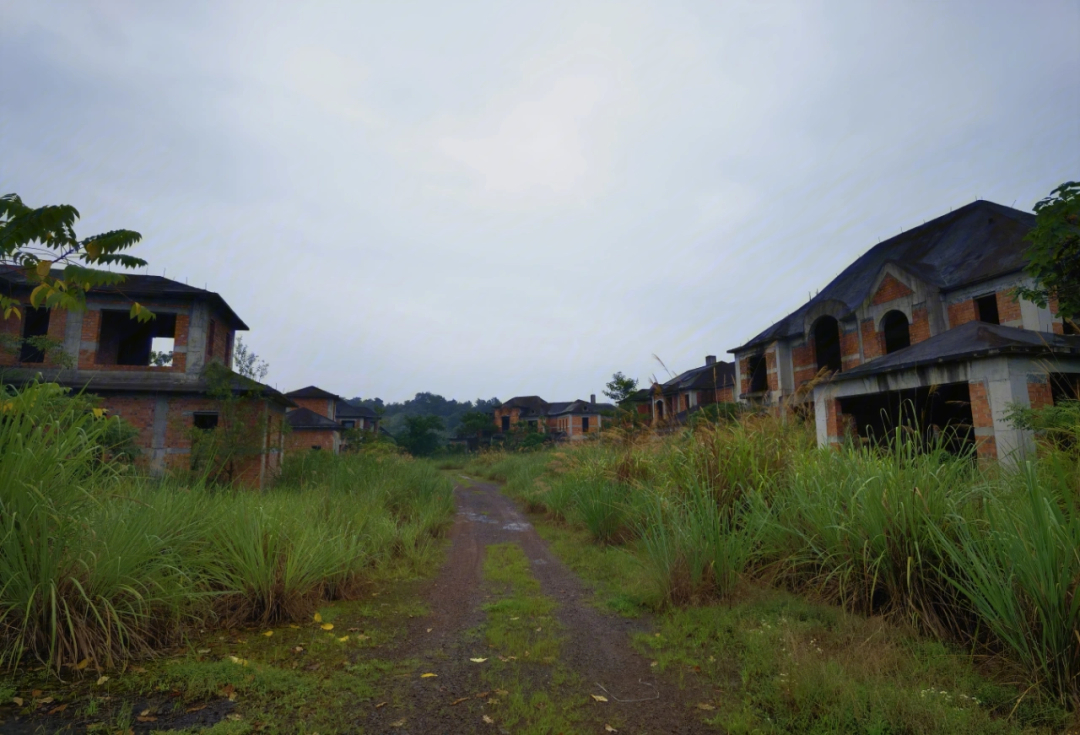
[471,408,1080,729]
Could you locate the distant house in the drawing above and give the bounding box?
[650,355,737,423]
[493,394,615,440]
[283,386,380,453]
[0,270,291,487]
[728,200,1080,462]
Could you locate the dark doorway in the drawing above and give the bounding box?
[1051,373,1080,404]
[655,401,664,418]
[975,294,1000,324]
[19,307,51,363]
[501,415,510,432]
[839,382,974,455]
[748,354,768,393]
[97,311,177,366]
[814,317,842,373]
[1065,318,1078,336]
[582,416,590,432]
[882,310,911,354]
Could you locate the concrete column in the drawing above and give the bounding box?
[62,310,83,364]
[968,357,1036,466]
[186,303,210,374]
[151,396,169,476]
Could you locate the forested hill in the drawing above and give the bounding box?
[347,392,500,436]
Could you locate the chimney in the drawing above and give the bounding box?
[705,355,716,366]
[590,394,596,405]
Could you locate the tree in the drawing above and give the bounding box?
[233,336,269,382]
[0,193,151,322]
[397,414,445,457]
[1016,181,1080,323]
[457,410,494,444]
[603,372,639,403]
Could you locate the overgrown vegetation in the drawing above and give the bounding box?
[0,382,454,676]
[465,409,1080,727]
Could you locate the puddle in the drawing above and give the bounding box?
[502,521,532,532]
[459,511,498,524]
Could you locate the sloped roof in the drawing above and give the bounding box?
[285,386,341,400]
[286,407,343,430]
[832,322,1080,382]
[658,360,736,394]
[548,399,617,415]
[500,396,550,416]
[336,400,377,419]
[732,200,1035,353]
[0,268,249,329]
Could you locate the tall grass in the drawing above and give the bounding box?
[0,383,454,673]
[486,408,1080,709]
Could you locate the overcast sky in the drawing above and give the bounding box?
[2,1,1077,403]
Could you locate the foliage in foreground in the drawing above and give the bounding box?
[468,411,1080,713]
[0,383,454,674]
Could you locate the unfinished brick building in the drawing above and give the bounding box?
[0,270,291,486]
[729,200,1080,462]
[283,386,380,453]
[493,395,615,441]
[649,355,737,423]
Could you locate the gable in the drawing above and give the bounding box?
[871,273,915,306]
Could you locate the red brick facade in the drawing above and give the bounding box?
[292,397,335,419]
[969,381,996,460]
[871,274,914,305]
[948,299,978,329]
[1027,378,1053,412]
[285,428,337,454]
[997,289,1022,325]
[910,307,931,344]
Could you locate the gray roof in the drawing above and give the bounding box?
[336,400,377,419]
[500,396,550,417]
[286,407,343,430]
[657,361,736,395]
[732,200,1035,353]
[0,268,249,330]
[286,385,341,400]
[547,399,616,416]
[832,322,1080,382]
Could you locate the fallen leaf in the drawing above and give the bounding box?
[293,646,304,653]
[262,631,273,637]
[535,627,542,632]
[48,704,67,715]
[289,624,300,629]
[337,636,349,643]
[426,628,432,633]
[313,612,323,623]
[482,714,494,724]
[390,719,405,727]
[375,702,388,708]
[591,694,608,702]
[650,661,658,667]
[321,623,334,631]
[96,676,109,686]
[474,691,490,699]
[136,715,157,723]
[696,703,716,711]
[357,634,369,640]
[494,689,508,696]
[605,725,618,732]
[75,658,90,670]
[450,696,470,706]
[348,627,361,632]
[197,649,211,654]
[222,684,236,697]
[226,713,242,721]
[469,657,487,663]
[129,665,146,673]
[141,709,150,716]
[38,697,54,705]
[420,673,437,678]
[228,656,248,666]
[186,705,207,713]
[12,697,24,706]
[30,690,42,698]
[510,617,519,620]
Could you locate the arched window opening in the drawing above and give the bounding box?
[748,354,768,393]
[654,400,665,418]
[814,317,842,373]
[882,310,911,354]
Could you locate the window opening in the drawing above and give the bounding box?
[814,317,842,373]
[501,415,510,432]
[1064,318,1078,335]
[975,294,1000,324]
[882,310,911,354]
[748,354,768,393]
[19,306,51,363]
[342,420,355,429]
[193,412,219,430]
[655,400,664,418]
[97,311,177,366]
[582,416,590,432]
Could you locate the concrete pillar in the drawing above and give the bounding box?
[151,396,169,476]
[968,357,1036,466]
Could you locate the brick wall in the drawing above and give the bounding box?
[871,273,914,305]
[910,307,931,344]
[996,289,1022,326]
[860,318,882,361]
[840,329,861,370]
[715,386,734,403]
[0,308,23,367]
[0,304,68,367]
[292,397,334,418]
[948,300,977,329]
[968,381,997,460]
[285,428,337,454]
[1028,377,1053,412]
[79,309,101,368]
[205,317,231,365]
[792,341,817,386]
[824,398,854,446]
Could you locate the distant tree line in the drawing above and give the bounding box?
[346,392,501,456]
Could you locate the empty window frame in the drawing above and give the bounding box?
[341,419,356,429]
[881,310,911,354]
[501,415,511,432]
[96,311,177,366]
[748,354,768,393]
[1064,318,1078,335]
[582,416,590,432]
[19,306,51,363]
[193,412,219,430]
[814,316,843,373]
[975,294,1000,325]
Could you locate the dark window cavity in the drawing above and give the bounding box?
[814,316,843,373]
[748,354,768,393]
[193,412,219,430]
[1064,318,1078,335]
[881,310,911,354]
[96,310,177,366]
[501,415,510,432]
[342,420,356,429]
[975,294,1000,324]
[582,416,590,432]
[19,306,51,363]
[655,400,665,418]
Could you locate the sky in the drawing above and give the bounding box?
[2,0,1078,403]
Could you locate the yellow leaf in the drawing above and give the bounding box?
[605,726,618,733]
[30,283,49,307]
[696,703,716,711]
[390,719,405,727]
[313,612,323,623]
[321,623,334,631]
[96,675,109,685]
[337,636,349,642]
[35,260,52,278]
[469,657,487,663]
[12,696,23,706]
[482,715,494,724]
[420,673,437,678]
[75,658,90,670]
[85,241,101,260]
[262,631,273,637]
[289,624,300,629]
[591,694,608,702]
